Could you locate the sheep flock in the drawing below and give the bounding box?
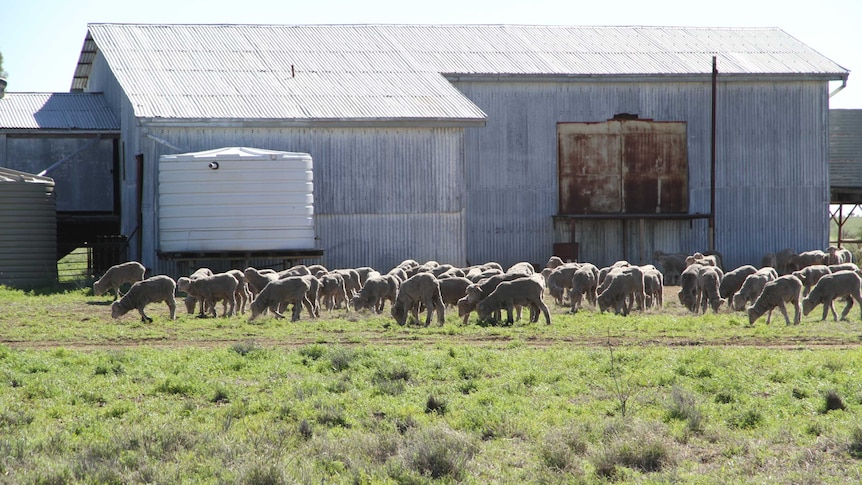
[96,245,862,327]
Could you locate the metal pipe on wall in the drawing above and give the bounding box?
[709,56,718,252]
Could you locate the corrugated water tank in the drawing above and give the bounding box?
[158,147,315,253]
[0,168,58,287]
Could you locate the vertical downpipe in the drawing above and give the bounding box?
[709,56,718,252]
[135,154,144,261]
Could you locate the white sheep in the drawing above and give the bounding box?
[457,272,529,324]
[354,266,379,286]
[731,267,778,311]
[94,261,146,300]
[438,276,473,308]
[597,266,645,316]
[789,250,829,272]
[569,263,599,313]
[791,265,832,297]
[333,268,362,299]
[653,250,687,286]
[719,265,757,300]
[351,275,399,313]
[827,246,854,265]
[391,272,445,326]
[249,276,314,322]
[187,272,239,317]
[110,275,176,322]
[641,265,664,309]
[697,265,724,313]
[546,256,565,269]
[178,267,214,314]
[244,267,278,299]
[801,270,862,321]
[546,263,581,306]
[318,272,349,312]
[476,275,550,325]
[747,275,803,326]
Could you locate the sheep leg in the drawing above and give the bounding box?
[505,302,515,324]
[839,296,854,321]
[166,297,176,320]
[776,303,792,326]
[535,298,552,325]
[137,305,153,323]
[290,301,302,322]
[434,296,445,326]
[301,296,315,319]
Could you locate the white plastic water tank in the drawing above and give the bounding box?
[158,147,315,252]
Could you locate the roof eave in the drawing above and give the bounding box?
[445,72,850,83]
[138,116,488,128]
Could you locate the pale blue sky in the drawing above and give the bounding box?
[1,0,859,108]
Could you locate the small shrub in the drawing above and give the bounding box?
[792,387,809,399]
[593,434,672,478]
[230,340,262,356]
[315,403,350,428]
[728,408,762,429]
[298,344,326,362]
[425,395,447,415]
[848,426,862,458]
[154,377,194,396]
[540,426,589,471]
[240,464,286,485]
[329,347,356,372]
[714,391,735,404]
[823,389,847,413]
[211,386,230,404]
[400,424,476,480]
[666,386,703,433]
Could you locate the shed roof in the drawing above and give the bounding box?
[0,93,119,131]
[74,24,849,122]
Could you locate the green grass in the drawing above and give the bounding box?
[2,286,862,482]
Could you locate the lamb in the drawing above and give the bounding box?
[318,272,349,312]
[436,267,467,279]
[719,265,757,300]
[438,276,473,307]
[390,272,445,326]
[772,248,798,275]
[653,250,687,286]
[457,272,529,324]
[731,267,779,311]
[546,256,565,269]
[351,274,399,313]
[791,265,832,297]
[801,270,862,321]
[110,275,176,322]
[386,266,409,284]
[333,268,362,299]
[597,266,646,316]
[354,266,379,286]
[178,267,214,314]
[789,250,829,272]
[476,275,550,325]
[747,275,802,325]
[697,265,724,313]
[546,263,581,305]
[641,265,664,309]
[829,263,860,273]
[827,246,854,265]
[569,263,599,313]
[187,272,239,317]
[465,267,503,283]
[248,276,314,322]
[278,264,311,278]
[299,274,322,318]
[244,267,278,298]
[506,261,535,276]
[677,264,704,312]
[93,261,146,300]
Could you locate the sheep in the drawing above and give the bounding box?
[829,262,860,273]
[791,265,832,297]
[597,267,645,316]
[476,274,550,325]
[506,261,535,276]
[569,263,599,313]
[94,261,146,301]
[438,276,473,307]
[747,275,803,326]
[278,264,311,278]
[437,267,467,279]
[677,264,704,313]
[546,256,565,269]
[318,272,349,312]
[719,265,757,300]
[771,248,798,275]
[351,275,399,313]
[187,272,239,317]
[306,264,328,275]
[653,250,687,286]
[801,270,862,321]
[685,251,723,270]
[178,267,214,314]
[391,272,445,326]
[789,250,829,272]
[731,267,778,311]
[244,267,278,298]
[827,246,854,265]
[249,276,313,322]
[299,274,322,318]
[430,264,456,278]
[641,265,664,309]
[110,275,176,323]
[333,268,362,300]
[546,263,581,306]
[697,265,724,313]
[354,266,379,286]
[386,266,409,284]
[457,272,529,324]
[465,267,503,283]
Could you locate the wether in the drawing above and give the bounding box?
[801,270,862,321]
[597,267,645,316]
[677,264,704,312]
[791,265,832,297]
[827,246,854,265]
[187,272,239,317]
[110,275,176,322]
[506,261,535,276]
[333,268,362,299]
[438,276,472,307]
[318,272,349,312]
[747,275,802,325]
[476,275,550,325]
[458,272,529,324]
[653,250,687,286]
[569,263,600,313]
[178,267,214,315]
[789,250,828,272]
[244,267,278,298]
[697,265,724,313]
[546,263,581,306]
[386,266,409,283]
[390,273,445,326]
[719,265,757,300]
[641,265,664,309]
[94,261,146,301]
[354,266,379,286]
[278,264,310,278]
[249,276,313,322]
[829,263,860,273]
[351,275,399,313]
[731,267,778,311]
[546,256,565,269]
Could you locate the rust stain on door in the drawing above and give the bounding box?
[558,120,688,214]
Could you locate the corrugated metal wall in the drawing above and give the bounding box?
[136,126,465,277]
[830,109,862,187]
[456,79,830,270]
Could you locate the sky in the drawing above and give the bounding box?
[0,0,860,108]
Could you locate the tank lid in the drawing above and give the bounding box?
[0,167,55,185]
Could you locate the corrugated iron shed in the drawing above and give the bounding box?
[0,93,119,131]
[830,109,862,190]
[74,24,847,122]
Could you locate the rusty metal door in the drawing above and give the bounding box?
[558,120,688,214]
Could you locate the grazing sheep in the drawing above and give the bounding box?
[653,250,687,286]
[546,263,581,306]
[351,275,399,313]
[391,273,445,326]
[458,272,529,324]
[506,261,535,277]
[94,261,146,300]
[827,246,854,265]
[801,270,862,321]
[299,274,322,318]
[731,267,779,311]
[773,248,798,275]
[354,266,379,286]
[244,267,278,299]
[697,266,724,313]
[278,264,311,278]
[318,272,349,312]
[333,268,362,300]
[678,264,704,313]
[438,276,473,307]
[187,272,239,317]
[437,267,467,279]
[476,275,550,325]
[178,267,215,315]
[829,263,860,274]
[641,265,664,309]
[719,265,757,300]
[747,275,803,326]
[685,251,723,270]
[569,263,600,313]
[249,276,314,322]
[465,267,504,283]
[386,266,409,284]
[597,266,646,316]
[792,265,832,297]
[111,275,176,323]
[546,256,565,269]
[789,250,829,272]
